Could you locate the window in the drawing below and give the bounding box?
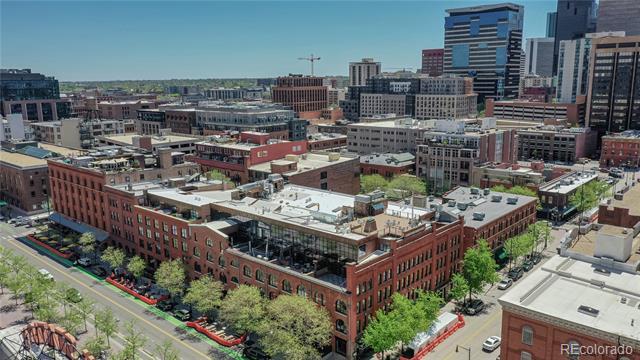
[336,319,347,334]
[320,171,327,179]
[495,46,507,66]
[282,280,292,293]
[231,276,239,284]
[520,351,532,360]
[206,252,213,262]
[268,274,277,287]
[521,325,533,345]
[243,265,252,277]
[336,300,347,315]
[181,228,187,238]
[206,238,213,247]
[297,285,306,297]
[314,291,324,305]
[193,247,200,257]
[452,44,469,68]
[255,269,264,283]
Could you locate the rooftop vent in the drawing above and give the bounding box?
[491,195,502,202]
[457,203,468,211]
[577,305,600,317]
[470,188,479,194]
[448,200,456,207]
[483,188,490,195]
[506,197,518,204]
[472,212,485,221]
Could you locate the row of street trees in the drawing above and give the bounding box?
[503,221,551,270]
[0,245,179,360]
[361,174,426,201]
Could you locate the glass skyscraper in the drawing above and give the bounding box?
[552,0,597,75]
[444,3,524,100]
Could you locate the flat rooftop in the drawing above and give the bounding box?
[146,186,234,207]
[499,255,640,342]
[605,183,640,217]
[360,153,415,167]
[0,150,48,168]
[349,119,433,129]
[539,172,598,195]
[249,153,355,175]
[38,143,84,157]
[101,134,199,145]
[570,224,640,265]
[435,187,537,229]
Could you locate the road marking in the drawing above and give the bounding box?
[7,239,212,359]
[440,309,502,360]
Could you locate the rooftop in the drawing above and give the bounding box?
[360,153,415,167]
[101,134,199,146]
[606,182,640,216]
[0,150,48,168]
[539,171,598,195]
[499,255,640,343]
[602,130,640,140]
[248,152,356,175]
[38,143,85,157]
[349,119,434,129]
[570,224,640,265]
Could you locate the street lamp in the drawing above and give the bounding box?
[455,345,471,360]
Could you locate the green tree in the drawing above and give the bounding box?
[183,275,223,317]
[76,298,95,332]
[388,175,426,201]
[206,169,231,183]
[414,290,443,332]
[153,339,179,360]
[61,308,84,336]
[449,273,469,303]
[504,234,531,270]
[362,309,399,359]
[126,256,146,280]
[84,336,109,358]
[360,174,388,194]
[116,320,148,360]
[0,246,14,294]
[33,298,60,323]
[101,246,126,271]
[219,285,266,334]
[78,232,97,259]
[154,259,186,299]
[257,294,332,360]
[6,273,29,305]
[461,240,500,302]
[384,291,441,351]
[94,307,118,346]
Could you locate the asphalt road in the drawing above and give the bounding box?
[0,222,240,360]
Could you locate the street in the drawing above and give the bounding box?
[0,222,240,360]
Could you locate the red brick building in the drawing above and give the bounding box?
[97,100,157,119]
[271,75,328,117]
[598,182,640,228]
[600,131,640,168]
[0,150,50,216]
[360,153,415,178]
[421,49,444,77]
[164,109,196,134]
[307,133,347,151]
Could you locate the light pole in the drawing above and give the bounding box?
[456,345,471,360]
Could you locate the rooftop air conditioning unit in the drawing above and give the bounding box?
[491,195,502,202]
[448,200,456,207]
[507,197,518,204]
[472,212,485,221]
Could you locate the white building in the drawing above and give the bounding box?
[349,58,381,87]
[0,114,26,141]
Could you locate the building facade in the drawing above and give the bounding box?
[486,98,585,124]
[524,37,555,77]
[421,49,444,77]
[586,35,640,137]
[97,101,157,120]
[347,118,432,155]
[444,3,524,99]
[136,109,166,135]
[271,75,328,117]
[596,0,640,36]
[600,130,640,168]
[349,58,381,87]
[360,153,415,178]
[552,0,596,74]
[0,150,50,216]
[546,12,556,38]
[165,109,196,134]
[517,126,597,163]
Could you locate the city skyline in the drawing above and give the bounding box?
[1,0,555,81]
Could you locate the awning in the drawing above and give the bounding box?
[49,212,109,242]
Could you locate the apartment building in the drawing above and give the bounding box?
[347,118,433,155]
[421,49,444,77]
[516,126,597,163]
[600,130,640,168]
[97,100,157,119]
[349,58,381,87]
[0,150,51,216]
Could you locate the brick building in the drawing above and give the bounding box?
[600,130,640,168]
[360,153,415,178]
[165,109,196,134]
[307,133,347,151]
[271,75,328,118]
[0,150,50,216]
[470,161,570,192]
[421,49,444,77]
[598,180,640,228]
[537,171,599,221]
[97,100,157,119]
[517,126,598,163]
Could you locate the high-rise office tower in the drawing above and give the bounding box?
[444,3,524,100]
[586,35,640,136]
[546,12,557,38]
[596,0,640,36]
[348,58,381,87]
[524,38,555,76]
[552,0,597,74]
[556,31,625,103]
[421,49,444,76]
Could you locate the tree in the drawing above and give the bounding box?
[0,246,14,294]
[116,320,148,360]
[183,275,223,317]
[84,336,109,359]
[154,259,186,299]
[101,246,126,272]
[6,273,28,305]
[449,273,469,303]
[504,234,531,270]
[219,285,266,334]
[461,240,500,302]
[257,294,332,360]
[388,175,426,201]
[153,339,179,360]
[362,309,399,359]
[206,169,231,183]
[33,298,60,323]
[76,298,95,332]
[360,174,388,194]
[78,232,97,259]
[126,256,146,280]
[414,290,443,332]
[95,307,118,346]
[61,308,84,336]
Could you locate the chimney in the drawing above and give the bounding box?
[363,217,377,233]
[157,147,172,169]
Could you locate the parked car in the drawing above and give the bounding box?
[90,266,108,278]
[507,267,524,281]
[497,278,513,290]
[65,288,83,303]
[156,300,174,311]
[38,268,54,281]
[76,257,92,267]
[133,283,151,295]
[529,253,542,264]
[173,309,191,321]
[522,260,534,272]
[463,299,485,315]
[482,336,501,352]
[8,216,23,224]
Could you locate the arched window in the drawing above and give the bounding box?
[297,285,306,297]
[255,269,264,283]
[336,299,347,315]
[520,351,532,360]
[314,291,325,305]
[206,252,213,262]
[268,274,277,287]
[336,319,347,334]
[282,280,292,293]
[218,257,225,268]
[243,265,252,277]
[219,273,227,284]
[521,325,533,345]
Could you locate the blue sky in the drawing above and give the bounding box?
[1,1,556,81]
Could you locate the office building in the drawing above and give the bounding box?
[31,118,130,149]
[586,35,640,136]
[421,49,444,77]
[271,75,328,118]
[486,98,585,124]
[165,85,201,95]
[546,12,557,38]
[328,88,346,106]
[524,38,554,77]
[136,109,166,135]
[600,130,640,168]
[1,99,72,122]
[415,119,518,193]
[516,125,597,163]
[0,69,66,120]
[347,118,432,154]
[596,0,640,36]
[552,0,597,74]
[165,109,196,134]
[195,102,307,141]
[204,88,264,101]
[444,3,524,99]
[97,101,157,120]
[349,58,381,87]
[360,153,415,178]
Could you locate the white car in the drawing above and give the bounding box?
[77,257,92,267]
[38,268,54,281]
[497,278,513,290]
[483,336,501,352]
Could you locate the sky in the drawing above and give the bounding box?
[1,1,557,81]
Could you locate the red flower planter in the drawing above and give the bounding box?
[186,318,246,347]
[26,235,72,259]
[105,276,167,305]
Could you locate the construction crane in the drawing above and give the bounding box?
[298,54,321,76]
